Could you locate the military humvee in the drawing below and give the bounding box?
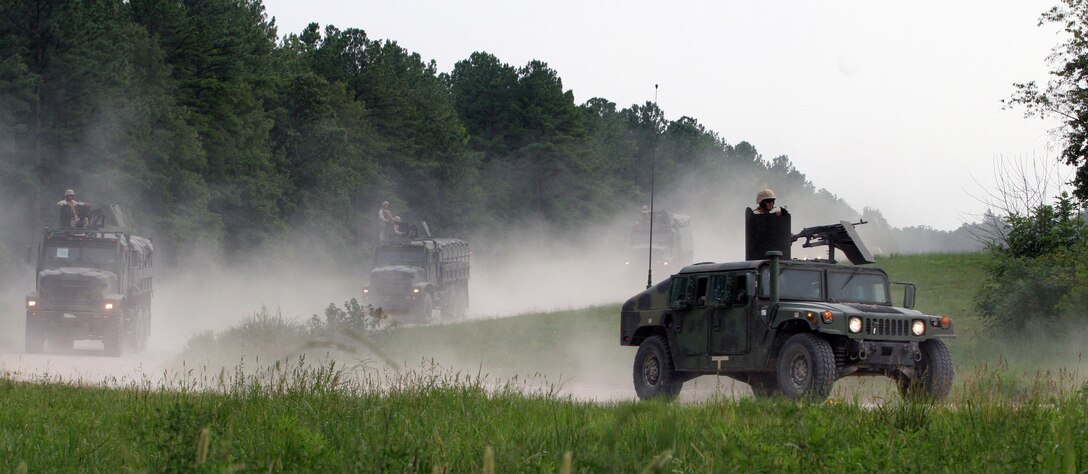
[25,205,153,356]
[620,211,954,401]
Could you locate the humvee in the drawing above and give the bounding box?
[24,205,153,356]
[620,211,954,401]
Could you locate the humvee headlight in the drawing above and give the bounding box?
[104,302,114,310]
[848,316,862,333]
[27,300,37,308]
[911,319,926,336]
[821,310,834,324]
[939,316,951,329]
[413,288,420,294]
[363,288,369,294]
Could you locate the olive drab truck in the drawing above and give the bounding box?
[620,208,955,401]
[627,210,694,271]
[25,204,153,356]
[363,227,470,324]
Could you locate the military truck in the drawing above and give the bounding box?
[627,210,694,271]
[25,205,153,356]
[620,211,955,401]
[363,236,470,324]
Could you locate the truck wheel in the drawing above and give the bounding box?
[747,374,781,398]
[633,336,683,401]
[898,339,954,401]
[776,333,836,400]
[25,323,44,354]
[414,293,434,324]
[103,317,124,357]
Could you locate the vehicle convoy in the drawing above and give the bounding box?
[620,210,955,401]
[25,205,153,356]
[363,230,470,324]
[627,210,693,271]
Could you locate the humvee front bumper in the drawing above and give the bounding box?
[844,340,920,372]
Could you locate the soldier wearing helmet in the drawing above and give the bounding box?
[57,189,89,227]
[753,189,785,216]
[378,200,394,241]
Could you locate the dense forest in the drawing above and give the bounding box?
[0,0,973,268]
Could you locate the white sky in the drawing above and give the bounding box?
[262,0,1066,230]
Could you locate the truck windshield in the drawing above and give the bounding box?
[374,246,426,268]
[827,270,890,305]
[43,243,117,269]
[760,268,824,300]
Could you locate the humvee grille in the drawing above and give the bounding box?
[863,317,908,337]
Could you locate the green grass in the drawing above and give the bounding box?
[5,252,1088,471]
[2,361,1086,472]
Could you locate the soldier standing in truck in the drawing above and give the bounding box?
[378,201,394,241]
[56,189,89,227]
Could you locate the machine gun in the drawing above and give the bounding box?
[794,220,875,265]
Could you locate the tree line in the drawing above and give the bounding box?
[1,0,867,266]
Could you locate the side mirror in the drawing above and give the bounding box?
[894,282,916,309]
[25,245,33,265]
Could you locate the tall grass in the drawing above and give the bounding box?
[1,360,1085,472]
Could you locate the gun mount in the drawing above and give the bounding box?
[795,220,875,265]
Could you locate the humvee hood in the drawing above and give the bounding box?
[39,267,114,284]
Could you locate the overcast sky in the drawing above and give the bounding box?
[262,0,1066,230]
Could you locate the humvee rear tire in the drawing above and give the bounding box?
[25,323,44,354]
[776,333,836,400]
[633,336,682,401]
[898,339,954,401]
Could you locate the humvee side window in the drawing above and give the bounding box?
[669,277,694,308]
[694,277,708,305]
[709,275,727,304]
[730,273,750,304]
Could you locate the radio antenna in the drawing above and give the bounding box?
[646,84,659,290]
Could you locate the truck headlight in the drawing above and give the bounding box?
[848,316,862,333]
[104,302,114,311]
[27,300,37,308]
[911,319,926,336]
[413,288,420,294]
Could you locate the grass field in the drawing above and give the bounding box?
[3,252,1088,471]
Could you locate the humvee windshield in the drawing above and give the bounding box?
[827,270,890,305]
[760,267,891,305]
[375,245,426,268]
[43,243,118,269]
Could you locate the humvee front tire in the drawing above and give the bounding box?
[776,333,836,400]
[898,339,953,401]
[633,336,682,401]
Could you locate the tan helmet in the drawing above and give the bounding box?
[65,189,75,197]
[756,189,776,205]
